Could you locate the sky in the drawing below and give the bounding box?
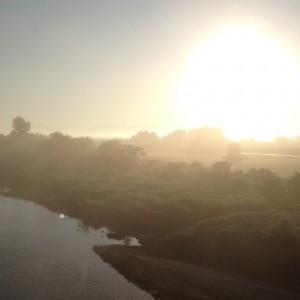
[1,0,300,139]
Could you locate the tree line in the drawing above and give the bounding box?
[1,116,300,200]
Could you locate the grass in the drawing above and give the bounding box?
[95,245,300,300]
[148,152,300,177]
[236,154,300,178]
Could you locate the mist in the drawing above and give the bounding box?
[2,1,300,299]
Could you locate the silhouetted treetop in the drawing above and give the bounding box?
[94,140,145,169]
[212,161,231,175]
[225,142,242,163]
[128,131,159,151]
[11,116,30,135]
[97,140,145,158]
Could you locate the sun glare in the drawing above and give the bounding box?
[176,26,300,140]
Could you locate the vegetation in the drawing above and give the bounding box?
[1,117,300,297]
[95,246,299,300]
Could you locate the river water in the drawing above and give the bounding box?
[0,195,154,300]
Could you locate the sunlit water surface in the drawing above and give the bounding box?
[0,195,154,300]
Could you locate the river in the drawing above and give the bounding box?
[0,195,154,300]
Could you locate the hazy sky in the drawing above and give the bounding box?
[1,0,300,138]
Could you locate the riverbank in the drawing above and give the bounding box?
[94,245,300,300]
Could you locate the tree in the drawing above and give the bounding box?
[160,130,187,152]
[289,172,300,200]
[128,131,159,151]
[211,161,232,192]
[225,142,242,163]
[187,127,227,154]
[188,161,209,179]
[246,168,282,199]
[11,116,31,135]
[211,161,231,175]
[95,140,145,169]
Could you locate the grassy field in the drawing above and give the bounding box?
[148,152,223,165]
[237,154,300,178]
[148,152,300,177]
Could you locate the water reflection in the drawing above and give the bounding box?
[0,196,153,300]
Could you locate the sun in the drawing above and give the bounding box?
[175,26,300,140]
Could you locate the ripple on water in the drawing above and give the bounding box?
[0,196,154,300]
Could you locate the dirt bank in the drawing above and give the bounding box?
[94,245,300,300]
